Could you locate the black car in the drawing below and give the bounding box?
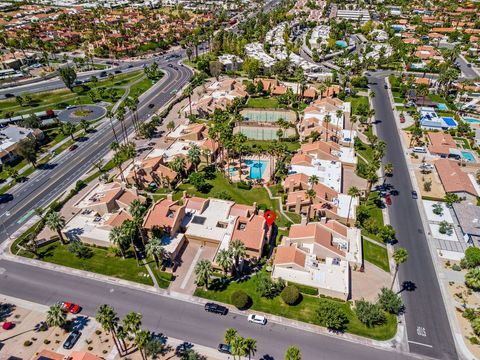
[168,64,173,68]
[204,302,228,315]
[128,64,134,68]
[114,70,122,74]
[174,66,178,70]
[218,343,232,354]
[63,330,81,349]
[0,193,13,204]
[99,71,107,78]
[411,191,418,199]
[384,84,388,89]
[4,93,15,98]
[148,103,155,109]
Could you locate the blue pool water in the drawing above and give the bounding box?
[442,117,457,126]
[437,103,448,111]
[463,117,480,123]
[462,151,476,162]
[228,167,237,177]
[245,159,268,180]
[336,40,348,48]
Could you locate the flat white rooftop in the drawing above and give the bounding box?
[289,158,342,192]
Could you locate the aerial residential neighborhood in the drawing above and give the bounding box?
[0,0,480,359]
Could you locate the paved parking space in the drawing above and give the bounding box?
[351,262,390,301]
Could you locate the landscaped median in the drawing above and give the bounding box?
[194,272,397,341]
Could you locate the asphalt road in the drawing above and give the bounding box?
[0,258,416,360]
[455,55,479,80]
[368,73,457,360]
[0,61,192,240]
[0,49,185,98]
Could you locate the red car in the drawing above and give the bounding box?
[385,195,392,206]
[2,322,14,330]
[60,302,81,314]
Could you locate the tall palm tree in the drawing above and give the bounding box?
[116,106,128,144]
[216,249,233,277]
[346,186,360,226]
[229,239,246,275]
[122,311,142,336]
[384,162,393,178]
[285,346,302,360]
[122,220,140,265]
[202,148,212,167]
[323,114,331,142]
[134,329,150,360]
[306,188,316,204]
[231,335,248,360]
[391,247,408,290]
[109,226,128,258]
[129,199,146,245]
[145,237,166,270]
[106,109,119,143]
[96,304,122,354]
[113,152,126,183]
[244,338,257,360]
[183,86,193,116]
[46,303,66,329]
[170,157,186,179]
[187,144,201,172]
[365,166,379,199]
[309,175,319,186]
[224,328,238,345]
[195,259,213,289]
[45,211,66,245]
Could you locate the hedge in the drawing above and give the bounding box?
[288,282,318,296]
[231,290,250,310]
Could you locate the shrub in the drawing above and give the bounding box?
[95,329,102,335]
[281,285,300,305]
[215,190,232,201]
[462,308,476,321]
[377,287,403,314]
[68,241,93,259]
[231,290,250,309]
[88,346,94,351]
[23,340,33,347]
[254,272,285,298]
[439,221,453,235]
[237,180,252,190]
[43,339,51,344]
[464,247,480,268]
[472,317,480,336]
[470,336,480,345]
[355,299,386,327]
[317,299,348,331]
[290,282,318,296]
[452,264,462,271]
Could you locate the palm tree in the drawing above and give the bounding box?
[306,188,316,204]
[122,311,142,336]
[187,144,201,172]
[229,239,246,275]
[106,109,119,143]
[113,153,126,183]
[465,268,480,290]
[346,186,360,226]
[224,328,238,345]
[202,148,212,167]
[46,303,66,329]
[216,249,233,277]
[244,338,257,360]
[170,157,186,179]
[231,335,248,360]
[96,304,122,354]
[109,226,128,258]
[391,247,408,290]
[129,199,146,245]
[384,162,393,178]
[145,237,166,270]
[134,329,150,360]
[323,114,331,141]
[183,86,193,116]
[45,211,66,245]
[122,220,140,265]
[365,166,379,199]
[194,259,213,289]
[285,346,302,360]
[79,119,90,134]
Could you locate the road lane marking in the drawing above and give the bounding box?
[408,340,433,348]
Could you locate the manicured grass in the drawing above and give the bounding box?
[246,97,280,108]
[346,95,369,115]
[194,272,397,340]
[245,139,300,153]
[358,192,385,243]
[25,242,154,286]
[363,238,390,272]
[175,171,297,227]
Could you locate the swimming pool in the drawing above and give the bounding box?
[336,40,348,48]
[463,117,480,123]
[442,117,457,127]
[244,159,269,180]
[462,151,476,162]
[437,103,448,111]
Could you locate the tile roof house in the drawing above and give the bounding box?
[435,159,479,198]
[272,220,362,299]
[62,183,145,246]
[427,132,457,156]
[126,156,179,190]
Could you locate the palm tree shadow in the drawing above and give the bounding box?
[398,280,417,293]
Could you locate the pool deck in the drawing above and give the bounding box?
[228,156,273,182]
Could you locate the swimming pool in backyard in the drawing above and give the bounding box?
[463,117,480,123]
[336,40,348,48]
[442,117,457,127]
[462,151,476,162]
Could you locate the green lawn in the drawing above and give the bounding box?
[245,139,300,153]
[175,171,298,227]
[363,238,390,272]
[358,192,385,243]
[24,242,154,286]
[195,272,397,340]
[346,95,369,115]
[246,97,280,109]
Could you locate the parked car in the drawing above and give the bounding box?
[66,105,76,110]
[411,191,418,199]
[174,66,178,70]
[218,343,232,354]
[385,195,392,206]
[4,93,15,98]
[204,302,228,315]
[99,71,107,77]
[69,144,78,151]
[168,64,173,68]
[0,194,14,204]
[2,322,14,330]
[114,70,122,74]
[247,314,267,325]
[63,330,81,349]
[148,103,155,109]
[59,301,81,314]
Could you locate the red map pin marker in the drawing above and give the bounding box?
[264,210,276,227]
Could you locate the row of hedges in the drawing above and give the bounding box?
[288,281,318,296]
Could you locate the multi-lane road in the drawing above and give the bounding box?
[0,258,417,360]
[368,73,458,360]
[0,57,192,239]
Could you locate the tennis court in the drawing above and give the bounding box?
[239,127,280,140]
[241,108,296,123]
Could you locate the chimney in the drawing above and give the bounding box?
[167,193,173,201]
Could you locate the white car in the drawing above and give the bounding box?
[248,314,267,325]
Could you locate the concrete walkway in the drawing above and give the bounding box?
[263,184,294,223]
